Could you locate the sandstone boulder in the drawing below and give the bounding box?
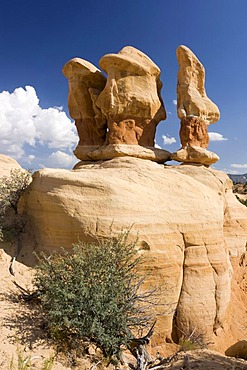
[0,154,21,177]
[20,158,247,349]
[171,145,219,166]
[176,45,220,124]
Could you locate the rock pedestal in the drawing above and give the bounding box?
[172,45,220,166]
[62,58,107,153]
[97,46,166,147]
[63,47,170,162]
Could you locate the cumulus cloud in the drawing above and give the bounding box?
[172,99,177,106]
[231,163,247,169]
[27,155,35,164]
[0,86,77,163]
[208,132,228,141]
[154,141,161,149]
[162,134,176,145]
[44,151,78,168]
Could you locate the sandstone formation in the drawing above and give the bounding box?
[20,157,247,351]
[78,144,171,163]
[0,154,21,177]
[63,47,170,162]
[172,45,220,165]
[62,58,107,151]
[97,46,166,147]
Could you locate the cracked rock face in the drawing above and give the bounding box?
[20,157,247,346]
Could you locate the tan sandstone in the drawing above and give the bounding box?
[74,144,171,163]
[97,46,166,147]
[62,58,107,150]
[176,45,220,124]
[0,154,21,177]
[20,157,247,351]
[174,45,220,165]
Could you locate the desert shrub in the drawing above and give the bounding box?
[0,168,32,242]
[34,232,154,360]
[178,329,207,352]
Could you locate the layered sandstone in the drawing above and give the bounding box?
[176,45,220,123]
[63,46,170,162]
[172,45,220,165]
[62,58,107,153]
[97,46,166,147]
[20,157,247,349]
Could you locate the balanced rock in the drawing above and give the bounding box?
[97,46,167,147]
[20,157,247,349]
[62,58,107,157]
[172,45,220,165]
[176,45,220,123]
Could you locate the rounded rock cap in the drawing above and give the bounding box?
[99,46,160,75]
[62,58,106,86]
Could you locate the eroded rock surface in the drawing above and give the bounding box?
[97,46,166,147]
[176,45,220,123]
[20,158,247,348]
[0,154,21,177]
[172,45,220,165]
[63,46,169,162]
[62,58,107,149]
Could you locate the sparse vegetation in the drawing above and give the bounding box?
[33,232,156,364]
[178,328,208,352]
[8,348,54,370]
[0,168,32,242]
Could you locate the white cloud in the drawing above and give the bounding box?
[162,135,176,145]
[0,86,77,161]
[27,155,35,164]
[208,132,228,141]
[45,151,78,168]
[172,99,177,106]
[154,141,161,149]
[231,163,247,169]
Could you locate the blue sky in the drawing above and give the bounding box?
[0,0,246,173]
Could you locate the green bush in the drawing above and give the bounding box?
[34,232,153,359]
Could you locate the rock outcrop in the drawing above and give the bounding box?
[97,46,166,147]
[0,154,21,177]
[62,58,107,156]
[63,46,170,162]
[172,45,220,165]
[20,157,247,350]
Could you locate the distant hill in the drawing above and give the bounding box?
[228,173,247,184]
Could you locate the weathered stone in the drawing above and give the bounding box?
[176,45,220,124]
[180,116,209,148]
[173,45,221,165]
[0,154,21,177]
[20,158,247,347]
[96,46,166,146]
[171,145,219,165]
[74,144,171,163]
[62,58,107,150]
